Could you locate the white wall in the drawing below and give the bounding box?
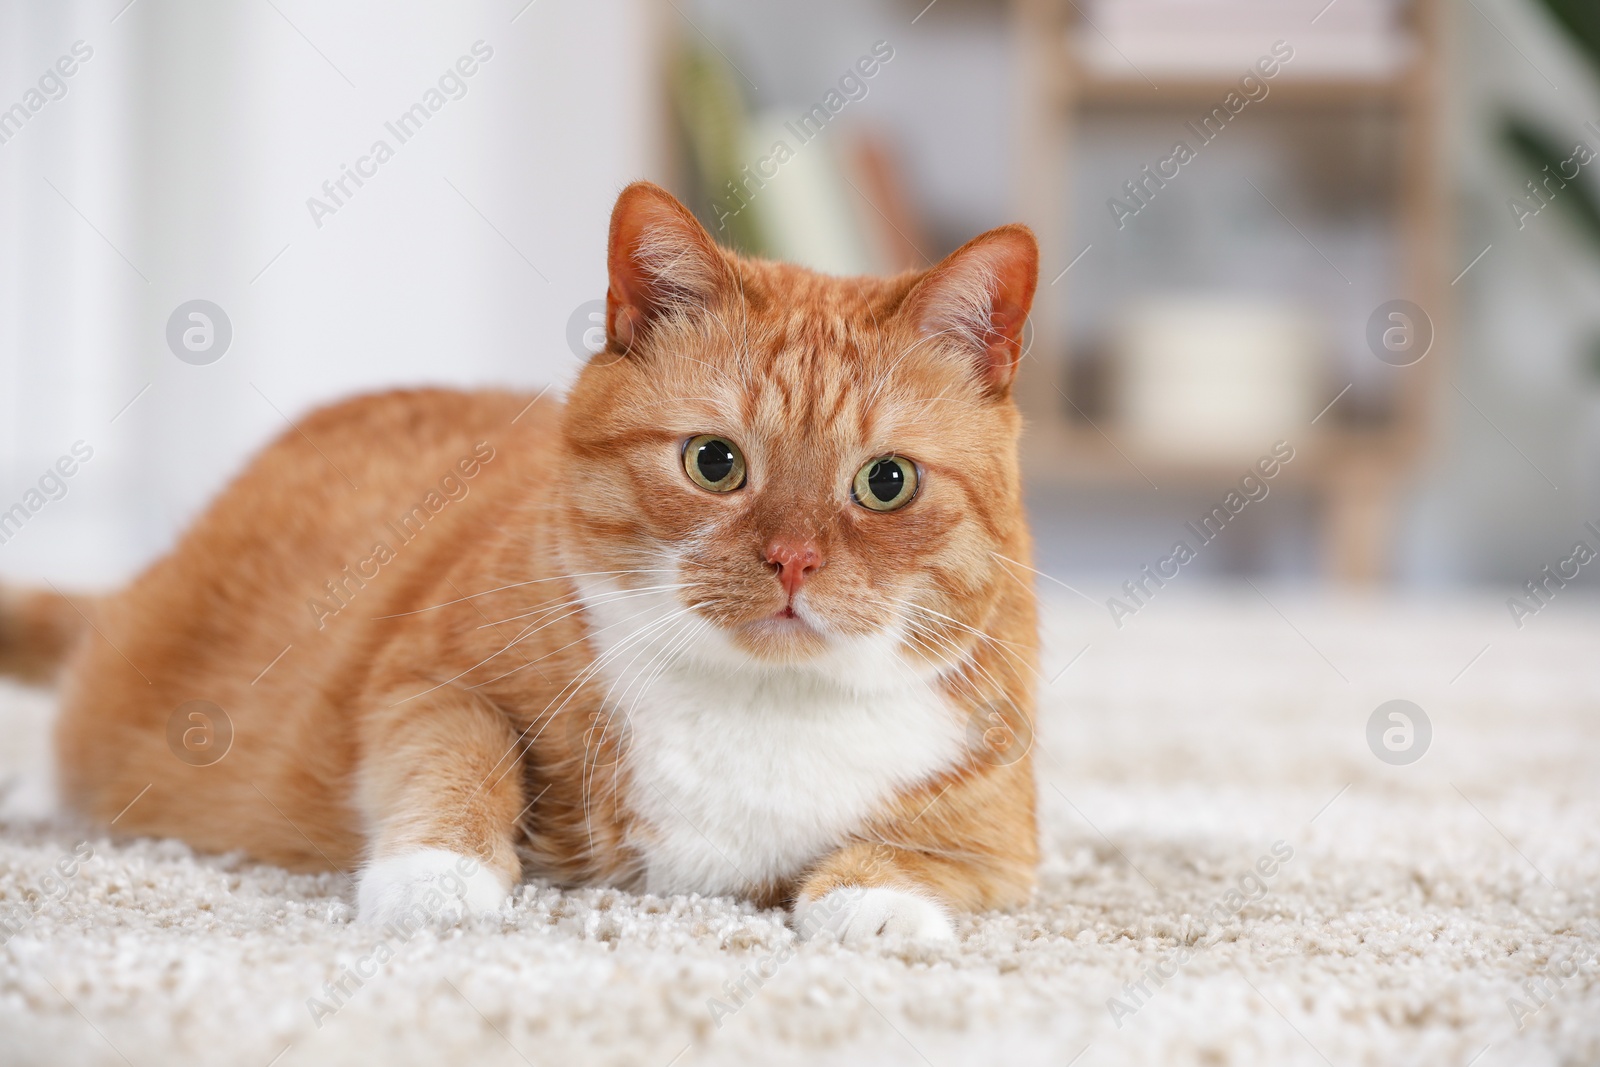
[0,0,660,587]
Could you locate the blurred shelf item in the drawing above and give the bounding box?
[1012,0,1447,583]
[1077,0,1412,80]
[1022,417,1400,488]
[1072,73,1408,108]
[665,38,926,277]
[1111,298,1321,462]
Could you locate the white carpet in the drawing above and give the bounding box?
[1,588,1597,1067]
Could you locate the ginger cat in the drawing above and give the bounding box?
[0,183,1040,941]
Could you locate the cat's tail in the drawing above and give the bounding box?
[0,584,87,684]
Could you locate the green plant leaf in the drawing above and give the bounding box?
[1524,0,1600,76]
[668,42,766,256]
[1502,115,1600,252]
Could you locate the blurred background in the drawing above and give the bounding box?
[2,0,1599,601]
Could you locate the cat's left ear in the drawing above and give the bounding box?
[902,224,1039,393]
[606,181,735,353]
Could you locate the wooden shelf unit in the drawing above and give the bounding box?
[1010,0,1449,583]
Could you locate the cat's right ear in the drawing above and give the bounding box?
[606,182,733,353]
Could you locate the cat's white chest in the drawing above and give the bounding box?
[613,659,965,897]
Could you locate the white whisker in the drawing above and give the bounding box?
[371,568,676,618]
[473,602,703,800]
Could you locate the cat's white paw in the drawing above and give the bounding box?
[0,687,59,823]
[356,849,510,927]
[795,886,956,945]
[0,766,58,822]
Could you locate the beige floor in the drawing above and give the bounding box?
[1,588,1596,1067]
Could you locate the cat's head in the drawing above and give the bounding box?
[559,182,1037,686]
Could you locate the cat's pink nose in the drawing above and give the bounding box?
[764,538,821,599]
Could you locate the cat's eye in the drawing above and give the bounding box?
[852,455,919,512]
[683,435,747,493]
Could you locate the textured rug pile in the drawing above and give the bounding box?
[1,588,1596,1066]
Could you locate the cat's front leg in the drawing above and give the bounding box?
[792,842,958,944]
[792,772,1037,945]
[352,690,527,926]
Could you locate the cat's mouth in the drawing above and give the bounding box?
[687,583,889,664]
[748,607,817,634]
[727,600,829,661]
